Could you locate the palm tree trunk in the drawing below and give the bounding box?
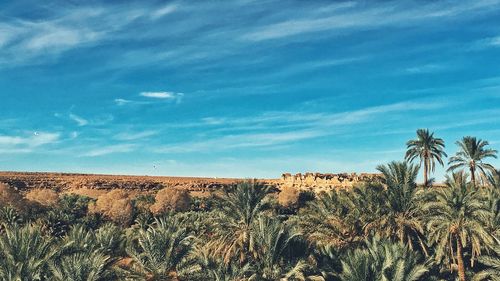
[456,237,466,281]
[470,167,476,187]
[424,160,428,187]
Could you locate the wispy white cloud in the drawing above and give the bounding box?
[114,98,133,106]
[242,0,500,41]
[153,129,322,153]
[405,64,445,74]
[114,130,158,141]
[0,132,60,154]
[82,144,136,157]
[150,4,177,20]
[69,113,89,126]
[152,100,447,153]
[140,91,179,99]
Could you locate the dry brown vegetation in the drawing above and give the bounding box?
[89,189,134,225]
[277,185,300,208]
[149,187,191,215]
[0,183,29,211]
[25,189,60,207]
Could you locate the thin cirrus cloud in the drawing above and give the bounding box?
[0,132,60,154]
[140,91,183,99]
[69,113,89,126]
[241,0,499,42]
[81,144,136,157]
[115,91,184,106]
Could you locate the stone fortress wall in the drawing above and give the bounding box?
[278,172,382,192]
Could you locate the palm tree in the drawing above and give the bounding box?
[376,161,420,188]
[294,188,368,248]
[184,242,253,281]
[422,172,494,281]
[405,129,447,187]
[448,136,498,186]
[214,181,273,263]
[126,217,194,281]
[49,250,114,281]
[0,224,57,281]
[249,216,306,281]
[375,161,428,255]
[337,236,429,281]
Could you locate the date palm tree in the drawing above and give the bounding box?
[0,224,57,281]
[375,161,428,255]
[126,217,194,281]
[405,129,447,187]
[448,136,498,186]
[214,181,273,263]
[422,172,494,281]
[184,241,253,281]
[249,216,306,281]
[294,187,370,248]
[337,236,429,281]
[49,250,114,281]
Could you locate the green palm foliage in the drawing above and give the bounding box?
[472,243,500,281]
[337,236,429,281]
[95,223,126,257]
[0,224,56,281]
[126,217,194,281]
[184,242,253,281]
[250,216,305,280]
[422,173,494,281]
[405,129,447,186]
[481,187,500,242]
[487,169,500,189]
[50,250,114,281]
[0,206,22,230]
[215,180,273,262]
[448,136,498,186]
[375,161,427,254]
[376,161,420,188]
[294,188,367,248]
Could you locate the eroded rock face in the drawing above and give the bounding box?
[0,172,241,193]
[0,171,380,194]
[279,172,382,192]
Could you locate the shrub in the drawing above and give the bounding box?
[89,190,134,226]
[0,183,30,212]
[149,188,191,215]
[278,186,300,208]
[26,189,60,207]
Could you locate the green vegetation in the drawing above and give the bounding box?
[0,130,499,281]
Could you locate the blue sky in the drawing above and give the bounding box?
[0,0,499,181]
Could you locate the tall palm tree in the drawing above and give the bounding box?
[214,181,273,263]
[422,172,494,281]
[448,136,498,186]
[0,224,57,281]
[405,129,447,186]
[375,161,428,255]
[126,217,194,281]
[336,236,429,281]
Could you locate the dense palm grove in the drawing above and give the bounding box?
[0,129,499,281]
